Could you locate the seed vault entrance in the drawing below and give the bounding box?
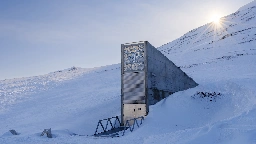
[121,41,198,125]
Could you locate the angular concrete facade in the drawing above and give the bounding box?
[121,41,198,125]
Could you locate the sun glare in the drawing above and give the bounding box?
[211,15,221,24]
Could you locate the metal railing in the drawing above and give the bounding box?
[94,116,121,135]
[122,116,144,136]
[94,116,145,137]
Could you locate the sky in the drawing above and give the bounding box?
[0,0,253,80]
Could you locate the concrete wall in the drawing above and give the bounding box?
[121,41,198,125]
[121,41,147,125]
[145,41,198,106]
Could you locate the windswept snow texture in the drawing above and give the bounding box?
[1,1,256,143]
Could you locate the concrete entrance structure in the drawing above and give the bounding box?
[121,41,198,125]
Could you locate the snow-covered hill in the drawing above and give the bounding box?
[1,1,256,143]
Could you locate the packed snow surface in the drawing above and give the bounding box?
[1,1,256,143]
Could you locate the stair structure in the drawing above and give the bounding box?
[94,116,144,137]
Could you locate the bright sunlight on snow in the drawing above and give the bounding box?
[1,0,256,144]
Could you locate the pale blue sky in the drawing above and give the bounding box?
[0,0,253,80]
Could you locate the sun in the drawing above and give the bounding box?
[209,11,224,25]
[211,14,221,24]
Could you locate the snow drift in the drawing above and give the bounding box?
[1,1,256,143]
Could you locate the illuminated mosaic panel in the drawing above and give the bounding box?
[123,44,145,71]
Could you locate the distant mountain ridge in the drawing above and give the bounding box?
[158,0,256,68]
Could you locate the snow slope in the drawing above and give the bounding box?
[1,1,256,143]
